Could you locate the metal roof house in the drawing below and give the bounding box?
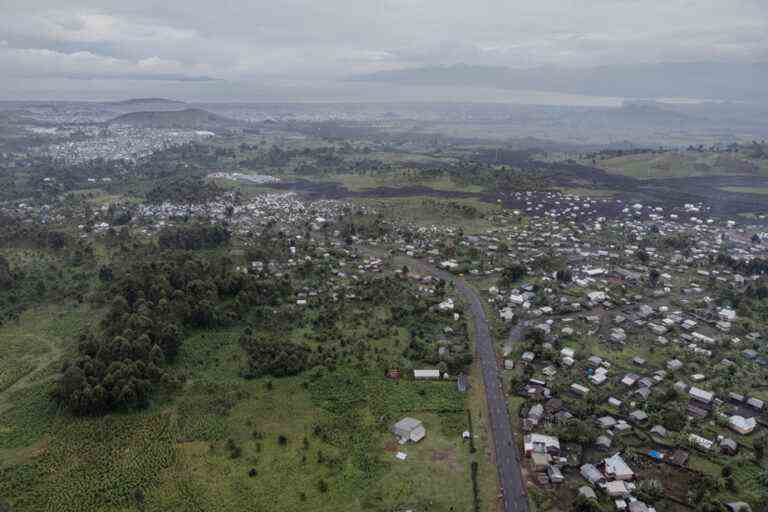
[392,417,426,444]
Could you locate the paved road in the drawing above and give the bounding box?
[407,260,528,512]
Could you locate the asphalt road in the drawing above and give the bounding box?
[407,260,528,512]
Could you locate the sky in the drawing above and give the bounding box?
[0,0,766,100]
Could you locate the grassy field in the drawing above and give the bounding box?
[595,153,768,180]
[0,308,487,511]
[356,195,502,235]
[318,173,485,194]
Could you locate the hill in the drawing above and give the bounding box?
[109,98,187,107]
[351,62,768,102]
[107,108,239,129]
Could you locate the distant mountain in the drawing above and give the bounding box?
[107,108,239,129]
[109,98,187,107]
[351,62,768,102]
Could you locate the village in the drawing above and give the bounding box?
[0,101,767,512]
[4,177,763,511]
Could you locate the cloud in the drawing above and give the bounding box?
[0,45,215,81]
[0,0,765,85]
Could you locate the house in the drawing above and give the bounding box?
[638,305,654,318]
[597,416,617,429]
[595,435,612,451]
[729,416,757,435]
[590,369,608,385]
[650,425,668,438]
[605,453,634,480]
[588,291,607,302]
[666,359,683,371]
[689,386,714,405]
[414,369,441,380]
[720,438,738,456]
[527,404,545,424]
[621,373,640,387]
[610,329,627,343]
[547,465,564,483]
[689,433,714,451]
[605,480,629,497]
[629,410,649,424]
[746,397,764,411]
[580,464,606,486]
[392,417,426,443]
[588,356,604,367]
[670,449,689,467]
[571,383,590,397]
[524,433,561,456]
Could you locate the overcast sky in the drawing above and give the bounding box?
[1,0,766,98]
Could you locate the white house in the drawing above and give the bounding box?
[414,369,441,380]
[689,386,714,405]
[728,415,757,435]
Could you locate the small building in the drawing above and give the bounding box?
[571,383,590,397]
[729,415,756,435]
[670,449,689,467]
[667,359,683,371]
[605,480,629,497]
[595,435,612,451]
[720,438,738,456]
[746,397,764,411]
[629,410,649,424]
[580,464,605,486]
[524,433,561,456]
[547,465,564,483]
[689,386,714,405]
[392,417,426,443]
[414,369,441,380]
[605,453,634,480]
[689,433,713,451]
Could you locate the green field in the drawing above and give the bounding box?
[596,152,768,179]
[0,308,490,511]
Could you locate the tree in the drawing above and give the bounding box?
[754,435,767,461]
[649,268,660,288]
[0,255,13,288]
[556,269,573,283]
[572,494,601,512]
[500,264,526,287]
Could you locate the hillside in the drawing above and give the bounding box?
[351,62,768,102]
[107,108,239,129]
[110,98,187,107]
